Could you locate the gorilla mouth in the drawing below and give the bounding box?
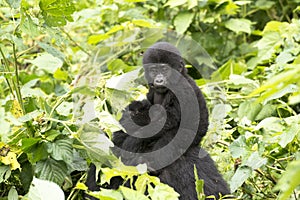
[153,85,168,93]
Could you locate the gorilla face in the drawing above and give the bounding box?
[144,63,172,93]
[142,42,187,94]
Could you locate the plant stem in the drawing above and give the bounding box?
[12,43,26,115]
[60,28,91,56]
[0,46,15,98]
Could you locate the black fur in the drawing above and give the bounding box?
[85,42,230,199]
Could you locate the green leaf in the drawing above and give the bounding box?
[278,123,299,148]
[238,101,262,121]
[174,12,194,35]
[21,79,47,98]
[275,160,300,200]
[106,25,124,35]
[88,34,111,45]
[38,42,65,61]
[20,162,34,191]
[135,175,149,193]
[229,166,252,192]
[68,151,88,172]
[53,68,69,81]
[211,59,247,81]
[97,111,124,133]
[224,1,240,15]
[164,0,187,8]
[0,166,11,183]
[106,69,140,91]
[254,32,282,64]
[194,165,205,200]
[44,130,61,142]
[229,136,249,158]
[87,188,123,200]
[187,0,197,9]
[255,0,275,10]
[107,59,129,73]
[263,21,283,33]
[20,13,40,37]
[39,0,75,27]
[276,51,295,65]
[243,152,267,170]
[78,128,115,164]
[29,53,63,74]
[148,183,180,200]
[5,0,20,8]
[250,67,300,102]
[18,110,41,123]
[211,104,232,120]
[225,18,252,34]
[255,104,276,121]
[101,166,142,185]
[27,143,49,163]
[36,158,68,185]
[132,19,155,28]
[56,101,73,116]
[229,74,257,86]
[28,177,65,200]
[21,138,41,152]
[120,186,149,200]
[263,84,298,103]
[47,139,73,162]
[8,186,18,200]
[255,117,284,133]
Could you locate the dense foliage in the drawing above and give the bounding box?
[0,0,299,199]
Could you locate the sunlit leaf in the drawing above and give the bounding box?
[5,0,20,8]
[39,0,75,27]
[229,166,252,192]
[243,152,267,170]
[225,18,251,34]
[88,34,111,44]
[8,187,18,200]
[106,69,140,91]
[187,0,197,9]
[275,160,300,200]
[0,152,20,170]
[88,188,123,200]
[28,177,65,200]
[174,12,194,35]
[120,186,149,200]
[29,53,63,74]
[164,0,187,8]
[132,19,155,28]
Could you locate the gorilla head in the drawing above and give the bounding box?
[142,42,187,94]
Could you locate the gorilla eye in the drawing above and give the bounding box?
[150,68,156,72]
[160,65,169,74]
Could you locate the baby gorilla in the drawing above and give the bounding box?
[86,42,230,199]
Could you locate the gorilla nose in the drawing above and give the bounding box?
[155,78,164,85]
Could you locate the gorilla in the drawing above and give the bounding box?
[85,42,230,199]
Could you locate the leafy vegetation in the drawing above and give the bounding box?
[0,0,299,199]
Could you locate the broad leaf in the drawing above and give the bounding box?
[36,158,68,185]
[29,53,63,74]
[275,160,300,200]
[120,186,149,200]
[229,166,252,192]
[174,12,194,35]
[39,0,75,27]
[28,177,65,200]
[225,19,252,34]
